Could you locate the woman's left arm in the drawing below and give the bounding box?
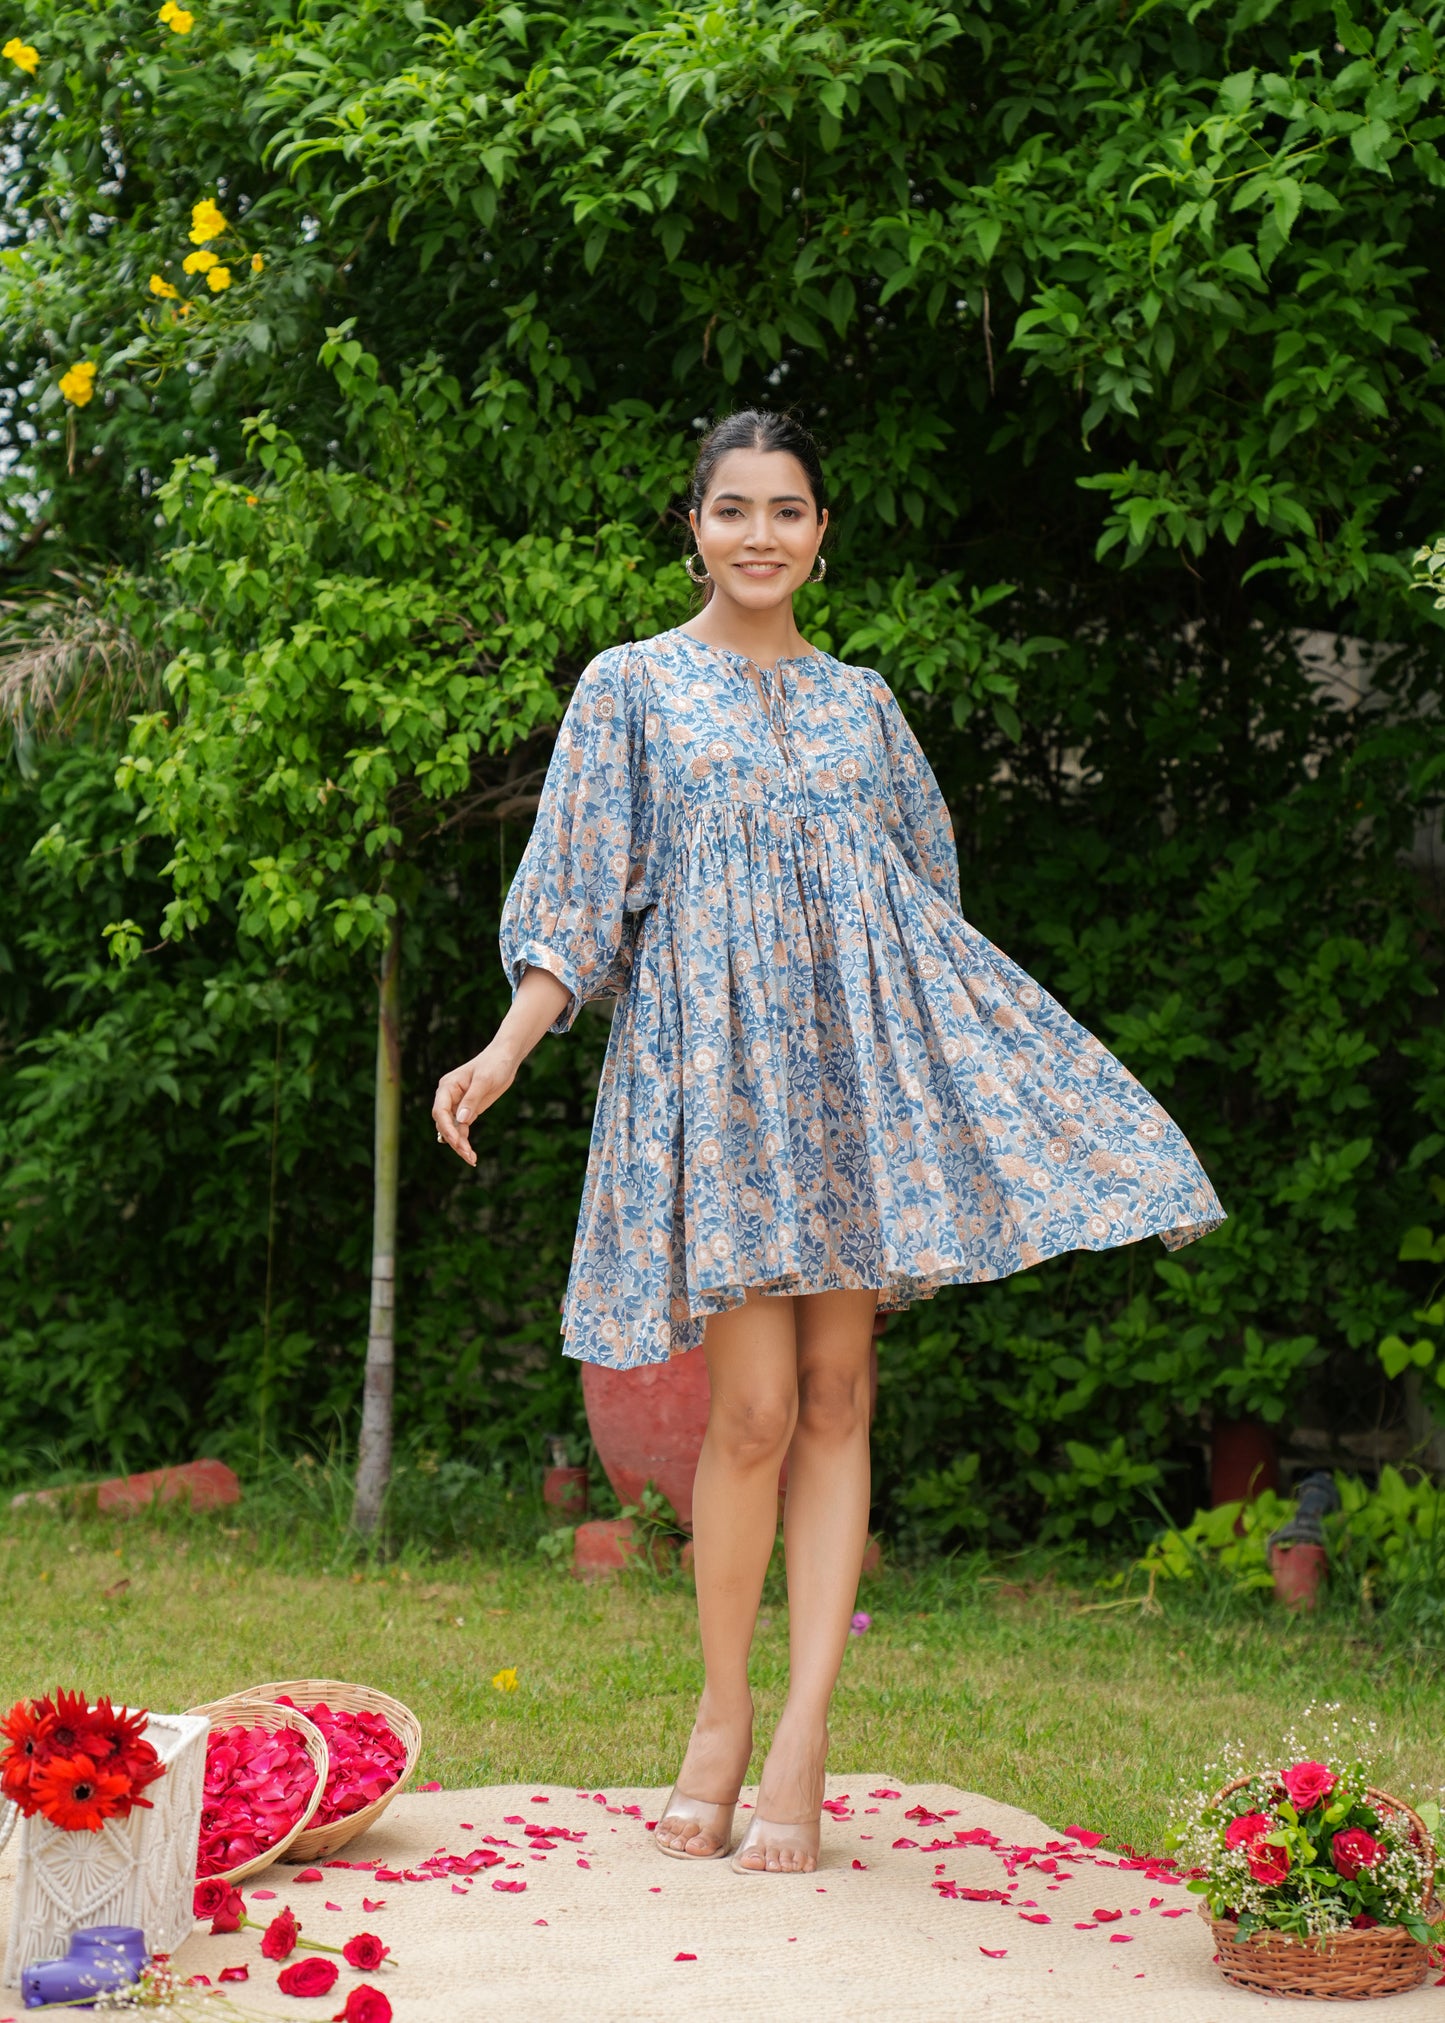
[875,678,963,911]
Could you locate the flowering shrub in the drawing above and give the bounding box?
[0,1691,164,1831]
[1172,1720,1443,1943]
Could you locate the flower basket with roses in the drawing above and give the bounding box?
[1171,1727,1444,2000]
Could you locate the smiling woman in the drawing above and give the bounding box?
[429,406,1225,1883]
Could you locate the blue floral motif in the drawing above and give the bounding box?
[500,626,1226,1368]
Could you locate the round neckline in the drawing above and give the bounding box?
[663,625,828,676]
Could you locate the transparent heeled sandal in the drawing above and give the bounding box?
[729,1809,822,1874]
[653,1786,738,1861]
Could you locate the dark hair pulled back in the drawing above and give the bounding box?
[687,409,826,520]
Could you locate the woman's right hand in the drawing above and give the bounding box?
[431,964,574,1166]
[433,1042,517,1166]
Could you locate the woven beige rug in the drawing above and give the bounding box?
[5,1778,1442,2020]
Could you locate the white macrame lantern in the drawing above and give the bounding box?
[2,1710,207,1986]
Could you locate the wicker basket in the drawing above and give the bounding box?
[185,1696,328,1884]
[214,1679,421,1860]
[1206,1780,1437,2000]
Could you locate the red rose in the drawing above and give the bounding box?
[1351,1913,1379,1929]
[1245,1840,1291,1887]
[276,1957,338,1997]
[209,1887,245,1935]
[341,1934,390,1971]
[1333,1829,1383,1881]
[261,1908,301,1960]
[1224,1811,1273,1850]
[193,1878,231,1920]
[332,1988,392,2023]
[1280,1761,1336,1813]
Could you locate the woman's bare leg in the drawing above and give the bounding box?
[654,1292,798,1854]
[735,1287,876,1872]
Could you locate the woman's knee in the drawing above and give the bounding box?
[706,1386,797,1467]
[795,1362,869,1444]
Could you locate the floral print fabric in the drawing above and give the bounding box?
[500,626,1225,1368]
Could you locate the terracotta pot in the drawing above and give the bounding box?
[542,1464,589,1520]
[582,1336,881,1532]
[1210,1419,1280,1508]
[1270,1540,1328,1611]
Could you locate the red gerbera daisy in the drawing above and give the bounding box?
[33,1689,110,1764]
[30,1752,133,1832]
[87,1699,164,1807]
[1,1699,46,1814]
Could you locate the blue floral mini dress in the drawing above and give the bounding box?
[499,627,1225,1368]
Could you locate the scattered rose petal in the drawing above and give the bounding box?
[492,1880,526,1893]
[577,1858,590,1869]
[420,1781,441,1791]
[1160,1909,1188,1919]
[1019,1913,1050,1924]
[674,1953,696,1962]
[980,1948,1007,1958]
[1094,1909,1123,1922]
[451,1885,468,1895]
[219,1966,249,1983]
[295,1869,324,1883]
[361,1899,385,1913]
[251,1891,277,1902]
[325,1902,343,1913]
[869,1789,901,1799]
[852,1860,867,1870]
[1065,1827,1104,1847]
[534,1919,547,1927]
[1109,1934,1134,1945]
[530,1796,548,1804]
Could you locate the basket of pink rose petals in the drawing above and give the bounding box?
[222,1678,421,1859]
[186,1696,329,1883]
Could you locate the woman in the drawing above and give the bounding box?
[432,410,1224,1876]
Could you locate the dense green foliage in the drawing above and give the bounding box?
[3,0,1445,1541]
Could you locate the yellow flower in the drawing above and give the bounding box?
[188,198,227,245]
[3,34,38,72]
[148,273,179,299]
[59,360,97,407]
[250,251,264,273]
[244,493,258,506]
[177,302,192,318]
[166,8,194,30]
[206,265,231,291]
[491,1667,519,1693]
[182,248,217,274]
[157,1,176,16]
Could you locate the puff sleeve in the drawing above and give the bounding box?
[499,645,651,1035]
[873,678,963,912]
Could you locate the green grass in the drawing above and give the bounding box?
[4,1490,1444,1851]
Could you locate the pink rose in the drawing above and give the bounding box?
[277,1957,338,1998]
[1333,1829,1383,1881]
[1280,1761,1336,1813]
[1224,1811,1273,1849]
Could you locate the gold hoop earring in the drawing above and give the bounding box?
[809,553,828,584]
[684,552,710,585]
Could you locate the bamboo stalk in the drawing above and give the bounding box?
[352,906,401,1536]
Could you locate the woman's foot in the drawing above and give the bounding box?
[731,1712,828,1873]
[654,1695,754,1858]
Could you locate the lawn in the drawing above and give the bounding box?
[4,1500,1442,1851]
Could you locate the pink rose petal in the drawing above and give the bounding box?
[980,1948,1007,1958]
